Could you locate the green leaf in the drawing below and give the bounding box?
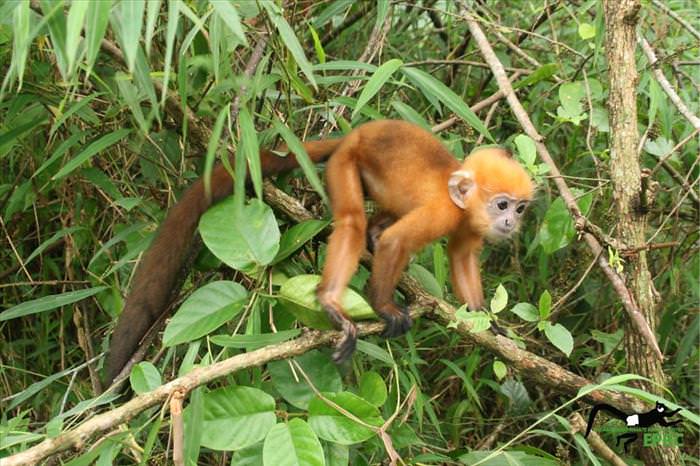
[262,1,317,89]
[65,0,89,74]
[199,198,281,273]
[514,134,537,166]
[40,0,69,79]
[240,107,262,199]
[308,24,325,64]
[52,129,131,180]
[129,362,162,394]
[203,104,230,201]
[212,0,247,45]
[9,0,31,89]
[538,290,552,320]
[543,322,574,356]
[163,281,248,346]
[492,360,507,381]
[274,219,329,264]
[557,81,586,123]
[538,197,574,254]
[459,450,559,466]
[115,0,144,72]
[402,66,493,141]
[512,63,557,90]
[450,307,491,333]
[490,284,508,314]
[232,442,265,466]
[407,263,443,298]
[510,302,539,322]
[578,22,596,40]
[84,0,112,79]
[144,0,161,57]
[160,0,180,106]
[210,329,301,350]
[263,419,324,466]
[352,58,403,119]
[391,101,431,131]
[273,118,328,205]
[200,386,276,451]
[500,379,532,413]
[268,350,342,410]
[356,340,393,364]
[358,371,387,407]
[278,274,376,330]
[0,286,106,321]
[308,392,383,445]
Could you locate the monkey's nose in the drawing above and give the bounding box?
[505,218,511,227]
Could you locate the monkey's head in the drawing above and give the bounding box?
[448,147,535,240]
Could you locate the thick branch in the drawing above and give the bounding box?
[460,6,663,360]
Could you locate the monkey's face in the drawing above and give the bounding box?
[485,194,528,240]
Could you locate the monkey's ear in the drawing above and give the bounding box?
[448,170,476,209]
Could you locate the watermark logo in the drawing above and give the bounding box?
[584,401,682,453]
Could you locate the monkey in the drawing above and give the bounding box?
[105,119,533,383]
[584,401,682,452]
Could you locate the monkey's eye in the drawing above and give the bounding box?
[497,200,508,210]
[516,204,525,214]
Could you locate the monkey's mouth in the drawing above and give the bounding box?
[487,227,513,240]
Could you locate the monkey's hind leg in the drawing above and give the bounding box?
[317,146,366,363]
[367,211,396,254]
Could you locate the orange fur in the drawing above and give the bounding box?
[105,119,534,381]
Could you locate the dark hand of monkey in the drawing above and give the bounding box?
[332,319,358,363]
[377,303,412,338]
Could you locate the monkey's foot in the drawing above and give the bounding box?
[380,309,412,338]
[489,320,507,337]
[332,320,358,363]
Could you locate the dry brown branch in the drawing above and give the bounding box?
[170,390,185,466]
[569,412,627,466]
[459,4,663,361]
[638,36,700,130]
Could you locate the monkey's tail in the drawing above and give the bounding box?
[104,137,344,385]
[584,404,628,438]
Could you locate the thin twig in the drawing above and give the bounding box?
[638,35,700,130]
[650,0,700,41]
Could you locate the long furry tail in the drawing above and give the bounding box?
[585,404,628,437]
[104,137,343,384]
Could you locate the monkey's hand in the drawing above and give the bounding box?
[377,303,412,338]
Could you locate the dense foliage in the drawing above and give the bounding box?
[0,1,698,464]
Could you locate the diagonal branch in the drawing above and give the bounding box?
[459,6,663,360]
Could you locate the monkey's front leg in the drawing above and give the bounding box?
[367,208,448,337]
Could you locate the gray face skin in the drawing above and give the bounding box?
[486,194,528,239]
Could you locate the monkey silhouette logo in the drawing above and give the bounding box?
[585,401,682,452]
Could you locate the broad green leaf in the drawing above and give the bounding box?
[274,219,329,264]
[512,63,557,90]
[490,284,508,313]
[278,275,376,330]
[449,307,491,333]
[40,0,69,79]
[514,134,537,166]
[263,419,324,466]
[324,443,349,466]
[273,118,328,205]
[262,1,317,89]
[232,443,265,466]
[352,58,403,119]
[163,281,248,346]
[358,371,387,407]
[538,197,573,254]
[407,263,443,298]
[308,392,383,445]
[391,101,431,131]
[65,0,89,74]
[52,129,131,180]
[200,386,276,451]
[144,0,161,56]
[543,322,574,356]
[538,290,552,320]
[212,0,247,45]
[355,340,393,364]
[557,81,586,124]
[115,0,144,72]
[0,287,106,321]
[500,379,532,413]
[210,329,300,350]
[402,66,493,141]
[510,303,539,322]
[578,22,596,40]
[84,0,112,79]
[492,360,507,380]
[459,450,559,466]
[268,350,342,409]
[129,362,162,394]
[199,198,281,273]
